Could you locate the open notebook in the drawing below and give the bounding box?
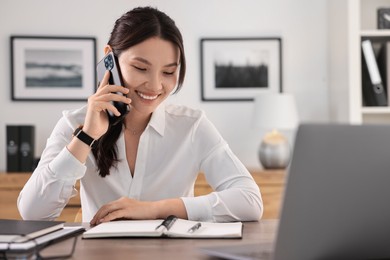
[83,215,242,239]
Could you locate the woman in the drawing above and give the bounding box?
[18,6,263,224]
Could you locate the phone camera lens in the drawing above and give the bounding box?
[104,55,114,70]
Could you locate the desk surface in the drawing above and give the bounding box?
[63,220,278,259]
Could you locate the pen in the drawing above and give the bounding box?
[187,222,201,233]
[155,215,177,230]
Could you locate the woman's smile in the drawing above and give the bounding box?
[136,91,160,100]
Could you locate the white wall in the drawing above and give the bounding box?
[0,0,329,171]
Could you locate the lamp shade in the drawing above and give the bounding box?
[254,93,298,130]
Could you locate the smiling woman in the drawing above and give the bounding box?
[117,37,180,115]
[17,6,263,225]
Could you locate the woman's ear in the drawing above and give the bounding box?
[104,45,113,55]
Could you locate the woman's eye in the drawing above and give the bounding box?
[133,65,146,71]
[163,71,175,75]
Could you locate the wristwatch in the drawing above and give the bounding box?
[73,126,98,149]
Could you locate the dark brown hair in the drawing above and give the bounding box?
[92,6,186,177]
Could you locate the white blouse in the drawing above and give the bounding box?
[18,103,263,222]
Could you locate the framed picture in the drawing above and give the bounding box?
[11,36,96,101]
[200,37,282,101]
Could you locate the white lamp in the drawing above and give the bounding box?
[254,93,299,169]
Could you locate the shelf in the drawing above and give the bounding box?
[329,0,390,124]
[360,30,390,37]
[362,106,390,114]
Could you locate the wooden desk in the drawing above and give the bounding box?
[61,220,278,260]
[0,170,285,221]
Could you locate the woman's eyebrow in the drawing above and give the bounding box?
[164,62,179,68]
[133,57,151,65]
[133,57,178,67]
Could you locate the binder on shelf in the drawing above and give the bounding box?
[361,39,388,106]
[6,125,20,172]
[378,41,390,105]
[19,125,35,172]
[6,125,35,172]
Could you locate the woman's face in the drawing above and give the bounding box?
[117,37,180,116]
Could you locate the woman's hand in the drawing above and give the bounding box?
[83,70,131,140]
[90,197,157,225]
[90,197,188,225]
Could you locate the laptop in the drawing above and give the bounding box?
[201,124,390,260]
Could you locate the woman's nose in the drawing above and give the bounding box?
[146,73,163,91]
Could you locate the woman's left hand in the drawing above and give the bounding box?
[90,197,188,225]
[90,197,156,225]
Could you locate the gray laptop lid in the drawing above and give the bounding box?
[200,124,390,260]
[274,124,390,260]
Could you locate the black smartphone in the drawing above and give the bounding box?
[96,52,130,125]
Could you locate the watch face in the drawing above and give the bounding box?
[378,8,390,29]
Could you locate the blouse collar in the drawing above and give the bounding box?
[148,102,166,136]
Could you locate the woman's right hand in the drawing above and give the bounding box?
[82,70,131,140]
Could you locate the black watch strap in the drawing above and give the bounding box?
[73,127,98,148]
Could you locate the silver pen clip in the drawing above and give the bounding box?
[187,222,201,233]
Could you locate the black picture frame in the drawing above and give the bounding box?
[200,37,282,101]
[11,36,97,101]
